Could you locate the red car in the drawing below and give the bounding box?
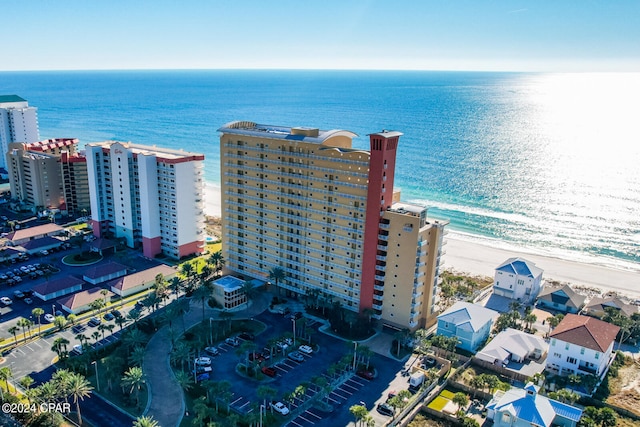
[261,366,277,377]
[357,370,374,380]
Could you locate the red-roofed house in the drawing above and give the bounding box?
[6,223,64,246]
[546,314,620,378]
[109,264,176,297]
[33,276,85,301]
[58,287,113,314]
[83,262,129,285]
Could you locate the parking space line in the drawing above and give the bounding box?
[290,420,304,427]
[342,382,358,391]
[298,415,314,424]
[331,391,348,400]
[336,388,353,397]
[348,378,366,386]
[30,340,42,348]
[327,395,341,404]
[305,410,322,420]
[238,401,250,409]
[230,397,243,405]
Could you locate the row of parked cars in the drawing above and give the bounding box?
[0,263,54,286]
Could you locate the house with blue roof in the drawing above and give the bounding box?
[436,301,498,352]
[487,383,583,427]
[493,257,544,304]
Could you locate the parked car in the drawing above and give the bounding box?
[193,366,213,374]
[23,298,33,305]
[204,346,220,356]
[287,351,304,362]
[270,401,290,416]
[72,324,86,334]
[12,290,25,299]
[298,345,313,354]
[196,373,209,382]
[103,312,115,321]
[238,332,255,340]
[88,317,101,327]
[44,313,55,322]
[261,366,277,377]
[356,370,374,380]
[1,296,13,305]
[71,344,83,355]
[195,357,212,366]
[261,348,271,360]
[377,403,394,416]
[225,337,240,347]
[110,309,122,318]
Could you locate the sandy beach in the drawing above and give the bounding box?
[203,182,639,299]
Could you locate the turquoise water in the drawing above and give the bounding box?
[2,70,639,271]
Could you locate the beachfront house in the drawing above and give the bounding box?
[536,285,585,314]
[486,383,583,427]
[583,295,639,319]
[493,257,543,305]
[546,314,619,378]
[436,301,498,352]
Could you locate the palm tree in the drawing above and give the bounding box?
[452,392,470,413]
[52,337,70,359]
[171,341,192,371]
[121,366,146,407]
[174,370,194,394]
[129,346,146,367]
[0,366,12,392]
[168,276,183,297]
[19,375,34,392]
[8,326,19,345]
[17,318,30,341]
[133,415,160,427]
[67,372,93,426]
[98,324,107,341]
[114,312,127,331]
[350,404,368,426]
[122,328,146,350]
[54,315,67,331]
[192,396,211,427]
[91,331,101,345]
[127,309,143,327]
[207,250,225,278]
[194,281,211,321]
[32,307,45,335]
[268,266,286,294]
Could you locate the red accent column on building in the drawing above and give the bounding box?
[142,236,162,258]
[359,132,400,312]
[90,219,102,238]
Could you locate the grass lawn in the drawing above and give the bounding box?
[427,396,450,411]
[62,252,103,265]
[440,390,455,399]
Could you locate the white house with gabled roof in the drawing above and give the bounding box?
[493,257,543,304]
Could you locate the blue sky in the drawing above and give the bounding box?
[4,0,640,71]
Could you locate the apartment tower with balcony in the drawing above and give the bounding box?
[86,141,205,260]
[1,95,40,171]
[219,121,448,330]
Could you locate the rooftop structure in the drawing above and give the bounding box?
[493,257,544,304]
[550,313,620,352]
[218,121,448,330]
[109,264,177,297]
[584,295,639,318]
[536,284,586,314]
[58,287,113,314]
[6,223,64,245]
[476,328,548,365]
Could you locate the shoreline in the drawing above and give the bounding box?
[202,181,640,299]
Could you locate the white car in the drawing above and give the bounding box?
[298,345,313,354]
[72,344,83,355]
[44,313,55,323]
[195,357,212,366]
[270,401,290,416]
[0,297,13,305]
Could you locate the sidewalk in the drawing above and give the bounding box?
[142,291,271,427]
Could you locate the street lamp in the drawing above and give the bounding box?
[92,361,100,391]
[259,404,266,427]
[51,304,56,316]
[209,317,214,345]
[291,318,296,347]
[352,341,358,371]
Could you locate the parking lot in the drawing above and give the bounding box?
[190,310,408,427]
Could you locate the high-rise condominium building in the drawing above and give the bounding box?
[219,121,448,330]
[7,139,89,214]
[0,95,40,170]
[86,141,205,260]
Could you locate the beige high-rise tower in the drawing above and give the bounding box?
[219,121,448,330]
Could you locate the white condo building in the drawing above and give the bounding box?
[1,95,41,170]
[86,141,205,260]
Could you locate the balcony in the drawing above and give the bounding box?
[373,284,384,291]
[372,303,383,310]
[376,255,387,261]
[377,244,387,251]
[379,223,390,230]
[373,294,384,302]
[374,275,385,281]
[414,271,425,279]
[378,234,389,241]
[577,364,598,375]
[375,264,386,272]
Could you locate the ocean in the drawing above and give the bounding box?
[2,70,639,272]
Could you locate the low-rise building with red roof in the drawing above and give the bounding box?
[33,276,85,301]
[58,287,113,315]
[109,264,176,297]
[546,313,620,379]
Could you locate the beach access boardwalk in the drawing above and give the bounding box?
[142,292,271,427]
